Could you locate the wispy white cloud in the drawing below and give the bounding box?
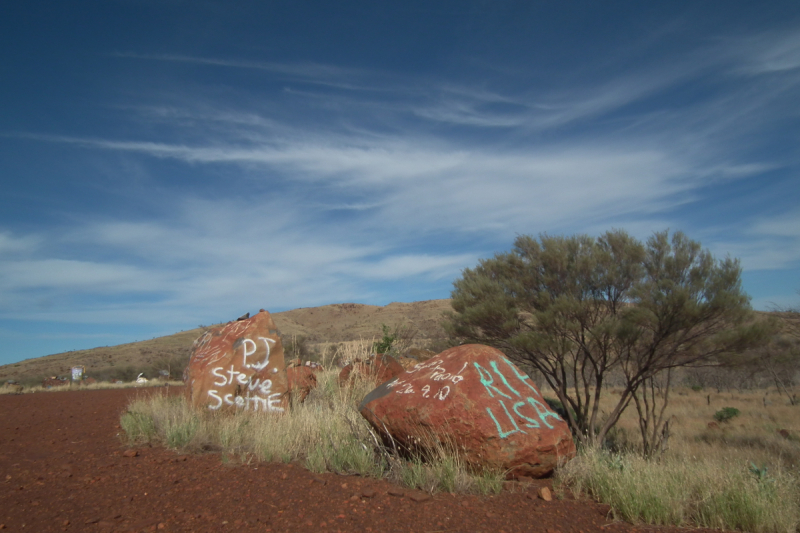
[24,130,701,236]
[113,53,385,92]
[749,209,800,238]
[731,29,800,74]
[709,209,800,271]
[0,232,41,254]
[0,258,163,292]
[6,24,800,333]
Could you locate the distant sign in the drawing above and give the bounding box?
[71,366,85,381]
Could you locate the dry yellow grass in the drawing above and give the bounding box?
[547,385,800,532]
[0,379,184,395]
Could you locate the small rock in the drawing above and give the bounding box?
[349,495,359,501]
[287,365,318,403]
[409,493,431,502]
[361,489,377,499]
[157,523,166,530]
[62,520,70,527]
[538,487,552,501]
[122,449,139,458]
[280,472,288,480]
[387,488,405,497]
[486,512,496,518]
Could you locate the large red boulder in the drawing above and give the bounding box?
[359,344,576,478]
[184,310,289,412]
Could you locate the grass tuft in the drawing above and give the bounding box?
[556,442,800,533]
[119,345,502,494]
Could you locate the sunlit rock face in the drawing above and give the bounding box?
[359,344,576,478]
[184,310,289,413]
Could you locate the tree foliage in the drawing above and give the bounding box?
[445,230,769,451]
[736,312,800,405]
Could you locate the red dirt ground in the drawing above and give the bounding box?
[1,388,723,533]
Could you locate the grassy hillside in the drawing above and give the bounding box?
[0,299,452,384]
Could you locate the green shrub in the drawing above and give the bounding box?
[544,396,574,422]
[120,411,157,443]
[714,407,741,423]
[373,324,396,354]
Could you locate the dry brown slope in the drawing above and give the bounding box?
[0,328,205,383]
[0,299,452,383]
[273,299,451,343]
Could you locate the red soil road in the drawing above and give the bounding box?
[0,388,721,533]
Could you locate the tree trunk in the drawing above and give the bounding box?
[632,368,672,458]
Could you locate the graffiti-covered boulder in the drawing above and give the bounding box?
[338,354,404,387]
[358,344,576,478]
[184,310,289,412]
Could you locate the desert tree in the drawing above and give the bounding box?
[445,230,769,453]
[737,311,800,405]
[150,353,190,380]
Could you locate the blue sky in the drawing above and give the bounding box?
[1,1,799,365]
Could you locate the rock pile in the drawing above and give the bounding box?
[42,376,69,389]
[359,344,576,478]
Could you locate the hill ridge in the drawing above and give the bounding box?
[0,299,452,383]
